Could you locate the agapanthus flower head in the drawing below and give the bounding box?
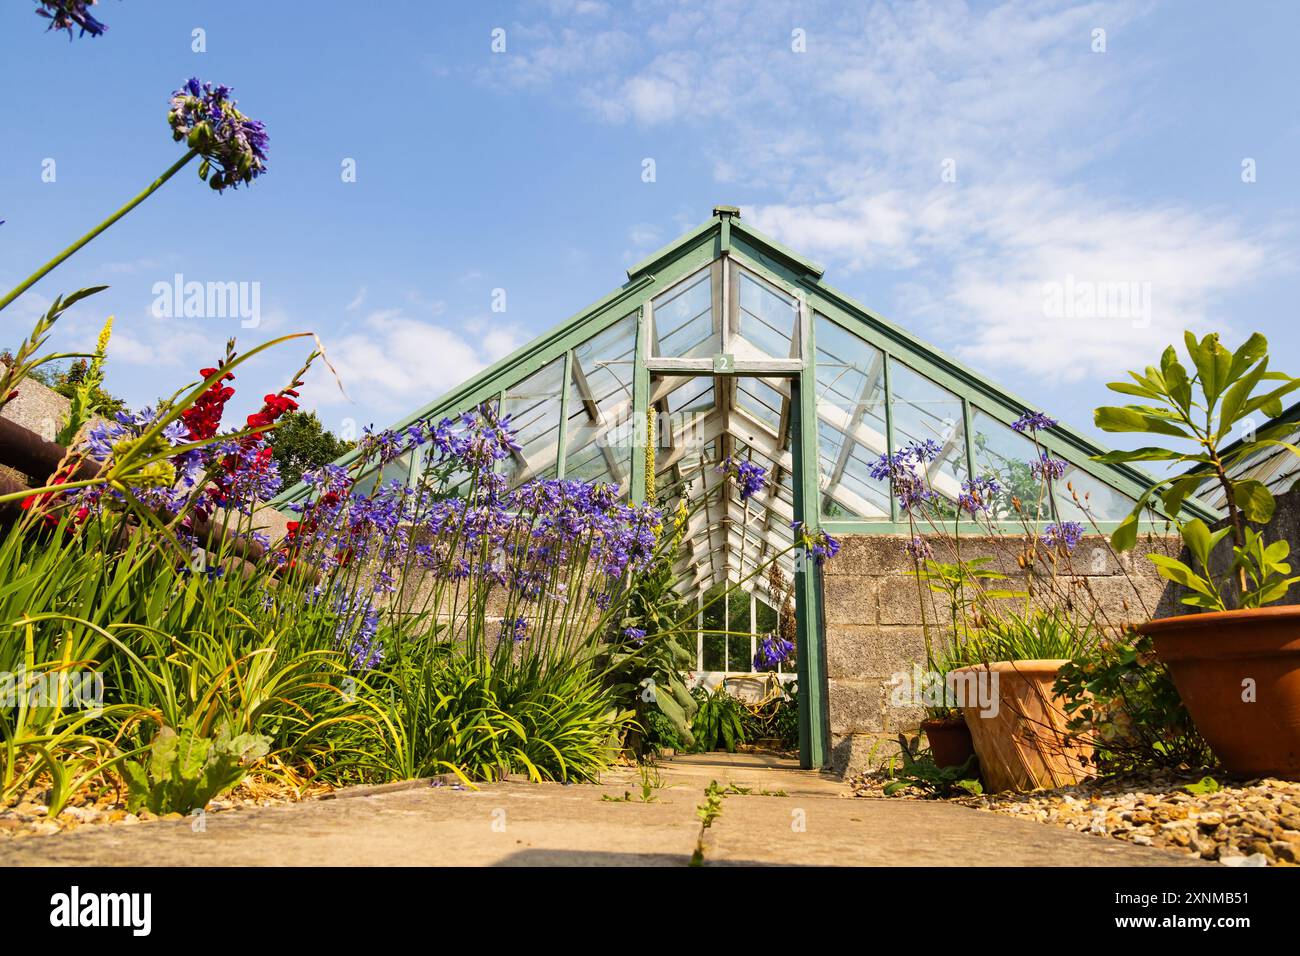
[168,78,269,192]
[36,1,107,39]
[791,521,840,564]
[1031,452,1068,481]
[1042,520,1084,552]
[501,616,529,644]
[869,441,945,512]
[957,475,1001,516]
[904,535,933,562]
[719,455,768,501]
[753,635,795,672]
[1011,410,1057,434]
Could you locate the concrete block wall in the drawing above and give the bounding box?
[821,531,1183,776]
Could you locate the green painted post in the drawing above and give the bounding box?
[630,306,650,502]
[555,350,573,480]
[883,352,898,523]
[961,395,976,482]
[793,301,830,770]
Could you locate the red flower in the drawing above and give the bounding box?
[183,365,236,441]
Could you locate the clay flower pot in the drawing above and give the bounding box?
[1140,605,1300,779]
[952,660,1094,793]
[920,716,976,770]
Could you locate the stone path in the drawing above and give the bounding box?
[0,753,1202,866]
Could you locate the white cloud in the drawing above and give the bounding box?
[309,309,524,414]
[623,223,662,262]
[346,286,367,311]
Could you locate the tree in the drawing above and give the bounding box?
[266,410,354,490]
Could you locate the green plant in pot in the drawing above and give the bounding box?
[1093,330,1300,778]
[906,555,1015,769]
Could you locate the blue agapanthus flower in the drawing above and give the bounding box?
[753,636,795,672]
[500,616,529,643]
[168,78,269,192]
[791,521,840,564]
[1043,521,1084,552]
[1031,452,1068,481]
[869,440,946,511]
[1011,411,1057,434]
[36,1,107,39]
[719,456,768,502]
[622,626,647,645]
[904,535,933,561]
[957,475,1001,516]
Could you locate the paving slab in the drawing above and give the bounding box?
[0,753,1202,867]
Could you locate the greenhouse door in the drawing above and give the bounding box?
[641,363,829,770]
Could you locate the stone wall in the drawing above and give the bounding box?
[821,531,1181,776]
[1,376,69,444]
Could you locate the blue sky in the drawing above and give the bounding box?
[2,0,1297,449]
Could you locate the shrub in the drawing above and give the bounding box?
[1054,633,1213,773]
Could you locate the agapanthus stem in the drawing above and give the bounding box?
[0,148,199,315]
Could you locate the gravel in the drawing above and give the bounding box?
[849,766,1300,866]
[0,778,325,840]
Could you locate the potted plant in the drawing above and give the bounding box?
[1093,331,1300,778]
[907,554,1004,770]
[881,414,1148,790]
[952,609,1098,791]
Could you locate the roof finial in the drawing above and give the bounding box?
[713,204,741,219]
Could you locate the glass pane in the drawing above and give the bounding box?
[1055,468,1136,522]
[889,360,968,515]
[652,268,716,357]
[564,314,636,492]
[501,356,564,485]
[736,377,783,432]
[701,581,727,671]
[355,453,412,493]
[651,375,716,504]
[725,588,752,672]
[814,315,890,519]
[968,410,1050,520]
[735,268,798,359]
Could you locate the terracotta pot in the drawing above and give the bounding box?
[952,660,1094,792]
[1140,606,1300,779]
[920,717,976,771]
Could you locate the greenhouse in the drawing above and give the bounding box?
[273,206,1167,771]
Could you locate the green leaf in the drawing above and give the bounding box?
[1232,478,1275,524]
[1092,447,1190,464]
[1148,554,1217,597]
[1105,381,1160,400]
[1110,511,1140,552]
[1179,518,1213,568]
[1253,438,1300,464]
[1094,406,1193,439]
[1217,356,1270,439]
[1183,775,1221,795]
[1242,378,1300,420]
[1161,474,1208,517]
[1163,355,1193,412]
[1186,331,1232,404]
[1226,332,1269,383]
